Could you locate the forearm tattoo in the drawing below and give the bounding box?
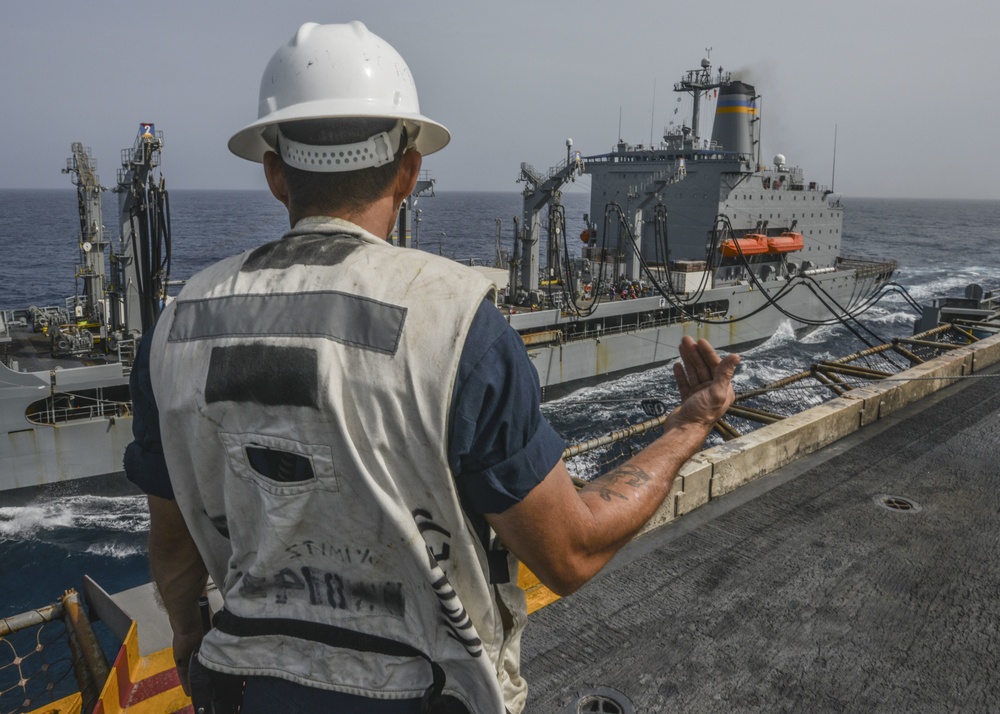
[581,464,652,502]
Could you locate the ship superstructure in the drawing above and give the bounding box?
[585,62,841,280]
[504,58,897,397]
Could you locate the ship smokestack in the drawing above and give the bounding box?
[711,81,756,156]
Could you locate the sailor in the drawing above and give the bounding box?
[124,21,739,714]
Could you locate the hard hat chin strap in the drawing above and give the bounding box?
[277,122,404,172]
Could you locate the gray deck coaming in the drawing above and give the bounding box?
[521,355,1000,712]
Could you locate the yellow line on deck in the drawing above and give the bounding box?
[519,566,560,613]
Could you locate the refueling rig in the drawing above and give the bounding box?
[0,124,173,492]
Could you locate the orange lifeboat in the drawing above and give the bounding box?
[720,233,768,258]
[767,231,804,254]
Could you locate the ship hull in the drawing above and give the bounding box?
[0,356,133,492]
[2,415,133,492]
[515,267,887,399]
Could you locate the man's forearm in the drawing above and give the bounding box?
[576,413,711,560]
[147,495,208,690]
[488,337,739,596]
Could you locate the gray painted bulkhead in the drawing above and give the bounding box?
[584,151,842,276]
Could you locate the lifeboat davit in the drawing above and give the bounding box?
[767,231,804,254]
[720,233,768,258]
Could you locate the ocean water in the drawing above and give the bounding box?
[1,190,998,620]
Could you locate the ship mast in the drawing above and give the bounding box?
[673,54,730,146]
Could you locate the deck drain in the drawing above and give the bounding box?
[569,685,635,714]
[874,494,922,513]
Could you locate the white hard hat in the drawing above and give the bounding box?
[228,21,450,164]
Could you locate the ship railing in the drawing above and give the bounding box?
[1,309,29,331]
[519,161,544,186]
[116,336,139,371]
[635,164,688,193]
[27,390,129,427]
[0,589,109,713]
[453,257,492,268]
[542,154,581,181]
[561,306,728,344]
[583,150,745,170]
[520,153,584,187]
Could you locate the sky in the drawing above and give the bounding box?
[2,0,998,200]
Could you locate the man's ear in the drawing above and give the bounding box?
[393,151,422,207]
[263,151,290,209]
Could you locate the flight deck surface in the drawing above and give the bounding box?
[523,362,1000,713]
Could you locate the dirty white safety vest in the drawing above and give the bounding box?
[150,217,528,713]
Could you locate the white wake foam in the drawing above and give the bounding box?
[0,495,149,558]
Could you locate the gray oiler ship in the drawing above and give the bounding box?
[494,58,896,397]
[0,59,897,492]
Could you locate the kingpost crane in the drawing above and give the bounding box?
[513,139,584,305]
